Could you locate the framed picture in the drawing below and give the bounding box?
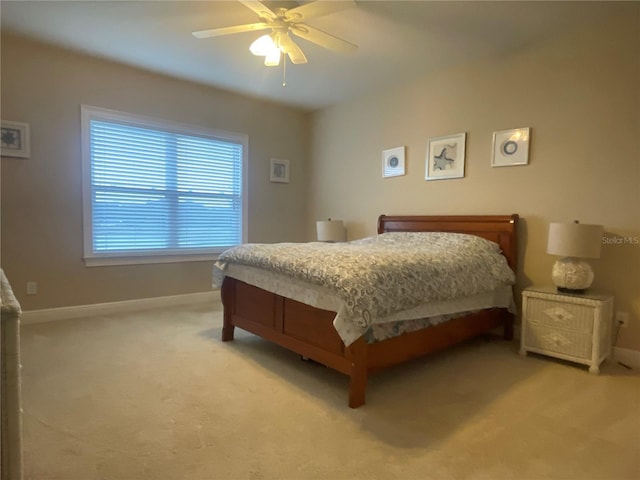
[425,132,466,180]
[382,146,405,178]
[1,120,30,158]
[270,158,289,183]
[492,127,530,167]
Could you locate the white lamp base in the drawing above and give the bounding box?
[551,257,594,293]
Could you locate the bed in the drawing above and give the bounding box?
[216,214,519,408]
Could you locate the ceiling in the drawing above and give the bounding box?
[0,1,623,111]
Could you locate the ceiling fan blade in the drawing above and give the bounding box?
[285,0,356,22]
[291,24,358,54]
[239,0,277,21]
[278,33,307,65]
[192,22,269,39]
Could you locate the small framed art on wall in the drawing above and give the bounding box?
[425,132,466,180]
[492,127,530,167]
[1,120,30,158]
[382,146,405,178]
[270,158,290,183]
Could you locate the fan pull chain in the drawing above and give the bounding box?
[282,53,287,87]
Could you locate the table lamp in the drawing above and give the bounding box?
[546,220,603,293]
[316,219,346,242]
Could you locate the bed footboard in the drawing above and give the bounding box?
[221,277,371,406]
[220,277,512,408]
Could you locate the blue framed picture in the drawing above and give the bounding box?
[382,146,405,178]
[492,127,530,167]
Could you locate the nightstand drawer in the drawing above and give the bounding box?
[524,323,592,359]
[525,297,594,332]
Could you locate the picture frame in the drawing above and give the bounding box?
[425,132,466,180]
[492,127,530,167]
[270,158,290,183]
[1,120,30,158]
[382,146,405,178]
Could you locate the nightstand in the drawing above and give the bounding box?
[520,286,613,374]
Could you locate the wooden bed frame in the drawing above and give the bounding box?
[221,214,519,408]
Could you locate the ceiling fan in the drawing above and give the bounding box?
[192,0,358,67]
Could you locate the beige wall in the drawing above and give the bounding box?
[1,34,310,310]
[309,11,640,350]
[2,10,639,351]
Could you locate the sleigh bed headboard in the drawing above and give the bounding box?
[377,214,519,272]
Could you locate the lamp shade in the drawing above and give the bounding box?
[250,34,281,66]
[316,220,346,242]
[547,222,603,259]
[249,34,276,56]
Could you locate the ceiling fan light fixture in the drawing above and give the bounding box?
[249,34,276,56]
[264,48,281,66]
[195,0,359,70]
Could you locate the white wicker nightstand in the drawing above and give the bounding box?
[520,286,613,374]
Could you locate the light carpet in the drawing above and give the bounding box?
[20,300,640,480]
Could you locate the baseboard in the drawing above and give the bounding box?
[21,301,640,367]
[21,290,219,325]
[612,347,640,369]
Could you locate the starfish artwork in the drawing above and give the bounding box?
[1,128,20,149]
[433,144,457,170]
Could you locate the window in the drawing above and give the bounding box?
[81,106,247,266]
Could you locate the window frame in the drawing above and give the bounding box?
[81,105,248,267]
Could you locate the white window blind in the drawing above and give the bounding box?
[81,106,247,265]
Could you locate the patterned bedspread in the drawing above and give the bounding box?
[213,232,515,344]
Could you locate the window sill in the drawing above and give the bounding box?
[84,253,219,267]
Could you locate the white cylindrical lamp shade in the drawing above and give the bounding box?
[547,222,603,259]
[547,221,603,292]
[316,220,346,242]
